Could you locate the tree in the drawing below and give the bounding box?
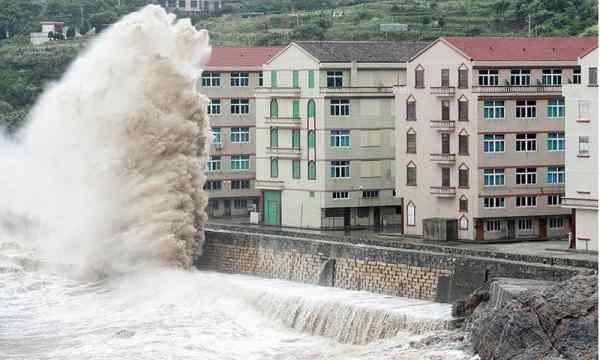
[48,31,54,39]
[66,26,76,39]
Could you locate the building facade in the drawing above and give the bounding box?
[562,47,598,251]
[255,41,428,228]
[161,0,223,13]
[395,37,597,241]
[200,47,282,218]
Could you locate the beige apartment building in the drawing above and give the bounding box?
[255,41,428,228]
[395,37,597,241]
[200,46,282,217]
[161,0,223,13]
[562,47,598,251]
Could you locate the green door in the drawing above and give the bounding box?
[263,191,281,226]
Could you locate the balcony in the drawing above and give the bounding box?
[472,85,562,96]
[430,186,456,197]
[429,120,456,132]
[430,153,456,164]
[264,117,302,128]
[266,146,301,158]
[430,86,456,97]
[320,86,393,97]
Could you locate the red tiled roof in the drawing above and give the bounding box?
[206,46,284,67]
[441,36,598,61]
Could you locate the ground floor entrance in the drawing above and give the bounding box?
[474,216,571,241]
[322,206,402,229]
[263,191,281,226]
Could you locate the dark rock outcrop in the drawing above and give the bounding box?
[469,274,598,360]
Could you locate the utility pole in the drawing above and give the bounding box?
[527,14,531,37]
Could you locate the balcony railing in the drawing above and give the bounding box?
[430,186,456,197]
[430,153,456,164]
[430,120,456,131]
[472,85,562,94]
[266,146,301,158]
[430,86,456,96]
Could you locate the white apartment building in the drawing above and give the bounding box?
[395,37,597,241]
[562,47,598,251]
[255,41,428,228]
[200,46,282,218]
[161,0,222,13]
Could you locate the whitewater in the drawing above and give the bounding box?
[0,5,475,359]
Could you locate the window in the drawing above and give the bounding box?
[459,216,469,230]
[406,132,417,153]
[307,130,315,149]
[230,72,249,87]
[516,196,537,208]
[516,167,537,185]
[406,97,416,121]
[270,158,278,178]
[230,127,250,144]
[486,220,501,232]
[510,69,530,85]
[330,99,350,116]
[332,191,349,200]
[292,70,299,88]
[547,195,563,206]
[407,202,416,226]
[330,160,351,178]
[442,167,451,187]
[458,68,469,88]
[441,100,450,120]
[330,130,351,148]
[362,190,379,198]
[211,128,221,145]
[231,180,250,190]
[269,99,278,118]
[483,134,505,153]
[458,100,468,121]
[542,69,562,85]
[483,169,505,186]
[547,166,565,184]
[518,219,533,232]
[441,69,450,87]
[271,71,278,88]
[230,99,249,114]
[549,218,564,229]
[203,180,222,191]
[547,132,565,151]
[327,71,343,88]
[573,68,581,84]
[207,156,221,172]
[415,67,424,88]
[292,129,300,149]
[308,100,316,118]
[208,99,221,115]
[269,127,278,148]
[201,72,221,87]
[178,0,185,7]
[516,100,536,118]
[209,199,219,210]
[547,99,565,118]
[459,134,469,155]
[589,67,597,86]
[231,155,250,171]
[484,100,505,119]
[233,199,247,209]
[459,196,468,212]
[308,161,316,180]
[479,70,499,86]
[516,133,537,152]
[406,163,416,186]
[292,159,300,179]
[258,71,264,87]
[459,167,469,188]
[484,197,505,209]
[357,207,369,218]
[308,70,315,88]
[190,0,198,8]
[292,100,300,119]
[578,136,590,155]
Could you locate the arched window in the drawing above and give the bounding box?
[458,64,469,89]
[270,99,278,119]
[308,130,315,149]
[406,128,417,154]
[407,201,416,226]
[459,195,468,212]
[307,99,316,118]
[406,95,416,121]
[458,95,469,121]
[415,65,425,88]
[270,127,278,148]
[459,215,469,230]
[270,157,278,178]
[458,129,469,155]
[406,161,417,186]
[308,161,316,180]
[458,163,469,188]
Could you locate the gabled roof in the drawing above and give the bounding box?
[441,36,598,61]
[206,46,284,67]
[295,41,430,63]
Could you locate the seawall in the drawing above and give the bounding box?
[197,224,594,303]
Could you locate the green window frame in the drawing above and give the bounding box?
[292,160,301,179]
[270,158,278,178]
[308,130,315,149]
[308,100,316,118]
[270,99,278,118]
[308,161,316,180]
[292,129,300,149]
[292,100,300,120]
[271,71,278,88]
[308,70,315,88]
[547,99,565,118]
[270,127,278,148]
[292,70,299,88]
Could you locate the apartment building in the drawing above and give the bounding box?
[395,37,597,241]
[255,41,428,228]
[200,46,282,217]
[562,47,598,251]
[161,0,223,13]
